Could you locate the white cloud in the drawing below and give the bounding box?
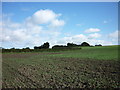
[12,29,31,41]
[55,34,103,46]
[1,9,65,48]
[28,9,61,24]
[49,19,65,28]
[0,22,2,27]
[85,28,100,33]
[2,18,20,29]
[1,20,46,48]
[88,33,101,38]
[54,34,87,46]
[108,30,120,44]
[72,34,87,43]
[1,15,115,48]
[108,30,119,38]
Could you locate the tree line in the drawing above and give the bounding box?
[1,42,102,52]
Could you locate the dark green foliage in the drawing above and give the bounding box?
[34,42,50,49]
[52,42,82,49]
[52,45,81,51]
[52,45,69,49]
[25,47,30,49]
[40,42,49,49]
[95,44,102,46]
[81,42,90,46]
[34,46,40,49]
[2,42,103,53]
[67,43,78,47]
[11,47,15,49]
[22,47,32,52]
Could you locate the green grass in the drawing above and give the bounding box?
[48,45,119,60]
[2,45,120,88]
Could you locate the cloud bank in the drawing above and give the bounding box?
[1,9,118,48]
[1,9,65,48]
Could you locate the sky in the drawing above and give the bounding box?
[1,0,119,2]
[1,2,119,48]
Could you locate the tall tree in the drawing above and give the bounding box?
[42,42,50,49]
[81,42,90,46]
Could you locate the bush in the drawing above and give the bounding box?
[95,44,102,46]
[81,42,90,46]
[52,45,68,49]
[34,42,50,49]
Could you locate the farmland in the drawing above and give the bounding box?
[2,45,120,88]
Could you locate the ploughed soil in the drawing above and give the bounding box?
[2,52,62,58]
[2,53,120,88]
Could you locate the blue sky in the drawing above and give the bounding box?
[1,2,119,48]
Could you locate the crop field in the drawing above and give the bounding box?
[2,46,120,88]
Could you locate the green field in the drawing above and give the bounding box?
[2,45,120,88]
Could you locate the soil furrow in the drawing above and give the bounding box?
[2,62,42,88]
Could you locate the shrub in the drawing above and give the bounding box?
[81,42,90,46]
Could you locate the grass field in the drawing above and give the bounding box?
[2,45,120,88]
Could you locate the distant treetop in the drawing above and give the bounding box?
[81,42,90,46]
